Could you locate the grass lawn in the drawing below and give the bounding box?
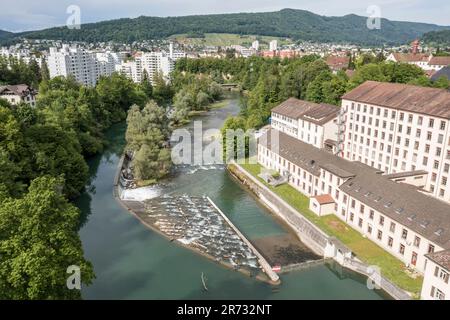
[237,162,423,297]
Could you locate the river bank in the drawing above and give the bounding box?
[77,97,389,299]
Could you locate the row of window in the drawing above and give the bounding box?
[347,103,447,131]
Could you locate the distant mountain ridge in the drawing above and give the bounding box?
[0,30,13,40]
[422,30,450,45]
[3,8,450,45]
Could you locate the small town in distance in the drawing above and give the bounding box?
[1,5,450,303]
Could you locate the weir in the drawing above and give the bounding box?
[116,191,280,285]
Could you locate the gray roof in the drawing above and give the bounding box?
[383,170,428,180]
[259,128,450,249]
[431,66,450,82]
[0,84,35,97]
[271,98,340,125]
[426,249,450,270]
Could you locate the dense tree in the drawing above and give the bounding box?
[152,71,174,105]
[24,125,89,199]
[125,102,172,182]
[96,72,147,123]
[11,9,446,46]
[140,70,153,98]
[0,176,94,299]
[0,55,41,86]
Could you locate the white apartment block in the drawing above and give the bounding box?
[270,98,340,151]
[0,84,37,107]
[258,129,450,277]
[341,81,450,203]
[48,45,120,86]
[269,40,278,52]
[117,44,186,85]
[421,249,450,300]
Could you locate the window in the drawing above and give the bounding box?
[388,237,393,247]
[399,244,405,255]
[379,216,384,226]
[429,119,434,128]
[377,230,382,240]
[411,252,417,266]
[360,204,365,214]
[428,244,435,254]
[390,222,396,233]
[367,225,372,234]
[439,269,449,284]
[350,213,354,222]
[358,218,363,228]
[402,229,408,240]
[414,236,421,247]
[436,289,446,300]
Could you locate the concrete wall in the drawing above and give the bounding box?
[229,162,412,299]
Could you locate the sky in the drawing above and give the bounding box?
[0,0,449,32]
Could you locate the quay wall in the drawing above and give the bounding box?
[228,162,412,300]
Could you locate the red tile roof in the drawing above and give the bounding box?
[390,53,430,63]
[342,81,450,119]
[271,98,340,125]
[313,194,335,205]
[326,55,350,70]
[429,56,450,66]
[426,249,450,271]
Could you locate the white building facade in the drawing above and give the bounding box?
[117,44,186,85]
[0,84,37,107]
[421,250,450,300]
[258,129,450,276]
[270,98,340,150]
[341,81,450,203]
[48,45,120,86]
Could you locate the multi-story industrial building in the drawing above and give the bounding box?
[270,98,340,151]
[257,128,450,281]
[421,249,450,300]
[341,81,450,203]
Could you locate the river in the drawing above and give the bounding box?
[76,95,389,299]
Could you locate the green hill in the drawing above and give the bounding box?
[6,9,450,45]
[0,30,13,40]
[422,30,450,45]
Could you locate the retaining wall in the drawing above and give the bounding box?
[228,162,412,300]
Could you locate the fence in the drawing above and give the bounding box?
[343,258,411,300]
[230,162,328,255]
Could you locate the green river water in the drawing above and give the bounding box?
[75,96,389,299]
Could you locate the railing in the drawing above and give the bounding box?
[230,162,329,253]
[343,258,412,300]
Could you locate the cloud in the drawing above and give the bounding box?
[0,0,448,32]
